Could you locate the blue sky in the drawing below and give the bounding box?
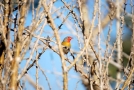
[18,0,133,90]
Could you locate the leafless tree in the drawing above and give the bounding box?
[0,0,133,90]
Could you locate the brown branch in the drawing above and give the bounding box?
[0,33,5,80]
[121,13,134,90]
[24,74,43,90]
[20,0,45,61]
[0,0,10,81]
[92,0,125,39]
[18,21,45,80]
[121,65,134,90]
[9,0,28,89]
[78,0,90,38]
[67,0,98,71]
[42,0,68,90]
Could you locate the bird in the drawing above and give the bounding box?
[61,36,72,54]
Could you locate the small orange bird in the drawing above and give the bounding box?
[61,36,72,54]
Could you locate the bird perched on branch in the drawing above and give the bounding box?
[61,36,72,54]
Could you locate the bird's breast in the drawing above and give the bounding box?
[61,42,71,48]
